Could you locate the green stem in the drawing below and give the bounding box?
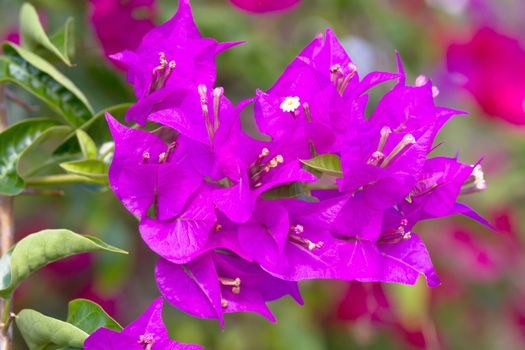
[1,299,10,331]
[0,85,14,350]
[25,174,103,186]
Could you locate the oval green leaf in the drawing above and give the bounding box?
[67,299,122,334]
[300,153,343,178]
[0,43,93,127]
[16,309,87,350]
[0,118,63,195]
[0,229,127,298]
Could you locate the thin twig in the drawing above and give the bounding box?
[22,188,65,196]
[5,89,38,113]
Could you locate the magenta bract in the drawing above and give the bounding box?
[84,297,202,349]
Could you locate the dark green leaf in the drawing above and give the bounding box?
[0,43,93,127]
[16,309,87,350]
[300,153,343,177]
[67,299,122,334]
[20,3,74,66]
[0,229,127,298]
[0,118,63,195]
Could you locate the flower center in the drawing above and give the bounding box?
[148,52,176,95]
[138,333,156,350]
[287,224,324,251]
[378,219,411,244]
[280,96,301,114]
[330,62,358,96]
[367,127,416,168]
[249,148,284,188]
[461,164,487,194]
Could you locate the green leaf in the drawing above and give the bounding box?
[20,3,74,66]
[76,130,97,159]
[49,18,75,63]
[0,229,127,298]
[16,309,87,350]
[300,153,343,177]
[262,182,316,201]
[0,43,93,127]
[0,118,63,195]
[17,125,74,178]
[60,159,108,181]
[53,102,133,158]
[67,299,122,334]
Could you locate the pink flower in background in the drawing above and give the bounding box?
[89,0,157,61]
[229,0,300,13]
[3,28,19,44]
[447,28,525,126]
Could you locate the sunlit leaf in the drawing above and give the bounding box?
[76,130,97,159]
[60,159,108,182]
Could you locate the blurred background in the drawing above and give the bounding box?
[2,0,525,348]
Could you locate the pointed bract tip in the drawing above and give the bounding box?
[105,112,121,132]
[395,51,406,85]
[216,41,245,55]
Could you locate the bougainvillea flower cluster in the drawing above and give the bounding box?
[107,0,488,325]
[447,27,525,126]
[85,297,202,349]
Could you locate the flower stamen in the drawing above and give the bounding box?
[367,126,391,165]
[219,276,241,294]
[249,150,284,188]
[142,151,150,163]
[287,225,323,251]
[148,52,176,95]
[302,103,312,123]
[337,62,358,95]
[198,84,215,145]
[138,334,155,350]
[380,134,416,168]
[378,219,411,244]
[213,87,224,132]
